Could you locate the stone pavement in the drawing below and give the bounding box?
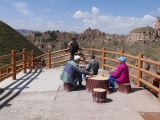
[0,67,160,120]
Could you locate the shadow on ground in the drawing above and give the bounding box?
[0,69,42,109]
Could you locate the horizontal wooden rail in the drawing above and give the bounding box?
[139,78,159,93]
[123,53,138,60]
[126,63,138,69]
[51,59,69,65]
[51,49,67,54]
[0,54,11,60]
[34,53,48,59]
[0,64,12,69]
[16,67,23,73]
[16,60,23,64]
[104,57,119,63]
[129,73,137,79]
[92,48,103,52]
[0,73,13,81]
[140,68,160,80]
[51,54,70,59]
[0,72,9,76]
[104,64,115,69]
[140,58,160,66]
[105,50,121,55]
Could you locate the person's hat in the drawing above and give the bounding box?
[118,56,126,62]
[74,55,81,61]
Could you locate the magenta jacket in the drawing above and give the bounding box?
[111,63,130,84]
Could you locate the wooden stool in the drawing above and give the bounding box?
[118,83,131,94]
[63,83,74,92]
[92,88,107,103]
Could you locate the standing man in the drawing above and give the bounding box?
[68,35,79,60]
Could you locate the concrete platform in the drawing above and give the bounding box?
[0,67,160,120]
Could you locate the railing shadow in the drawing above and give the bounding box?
[0,68,42,109]
[130,87,144,93]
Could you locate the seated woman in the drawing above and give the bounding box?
[109,56,130,91]
[60,55,91,89]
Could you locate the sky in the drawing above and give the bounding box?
[0,0,160,34]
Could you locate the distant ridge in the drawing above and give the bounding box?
[16,29,33,36]
[0,21,43,56]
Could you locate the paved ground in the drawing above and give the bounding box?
[0,67,160,120]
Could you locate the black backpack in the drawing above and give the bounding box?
[70,40,79,53]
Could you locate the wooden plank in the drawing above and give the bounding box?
[139,78,159,93]
[104,64,115,69]
[140,68,160,80]
[140,58,160,66]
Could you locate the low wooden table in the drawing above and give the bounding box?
[86,75,109,92]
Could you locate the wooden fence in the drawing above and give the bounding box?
[0,47,160,100]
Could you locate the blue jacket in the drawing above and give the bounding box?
[60,60,88,85]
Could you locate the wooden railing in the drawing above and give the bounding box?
[0,48,35,81]
[0,47,160,100]
[81,47,160,100]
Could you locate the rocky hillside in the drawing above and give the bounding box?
[0,21,43,57]
[77,28,127,49]
[25,26,160,61]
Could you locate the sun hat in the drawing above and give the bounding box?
[118,56,126,62]
[74,55,81,61]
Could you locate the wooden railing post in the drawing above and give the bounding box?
[23,48,27,73]
[11,50,16,80]
[102,48,106,70]
[137,53,143,87]
[90,46,93,56]
[159,81,160,101]
[48,50,51,69]
[31,50,35,69]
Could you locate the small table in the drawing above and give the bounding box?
[86,75,109,92]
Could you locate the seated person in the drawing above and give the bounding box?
[86,55,99,75]
[82,55,99,80]
[60,55,91,88]
[109,56,130,91]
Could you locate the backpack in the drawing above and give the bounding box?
[70,40,79,53]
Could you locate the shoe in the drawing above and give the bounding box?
[109,88,116,93]
[78,82,82,86]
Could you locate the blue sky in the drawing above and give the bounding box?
[0,0,160,34]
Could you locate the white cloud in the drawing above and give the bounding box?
[73,6,156,34]
[73,10,91,19]
[92,6,99,15]
[45,8,52,12]
[13,2,34,16]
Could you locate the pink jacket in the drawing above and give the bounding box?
[111,63,130,84]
